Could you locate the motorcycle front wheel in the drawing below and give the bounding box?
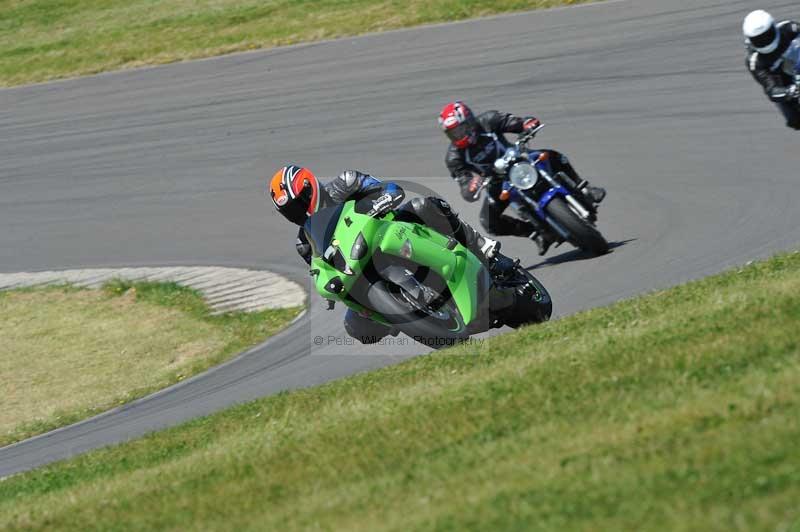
[545,196,609,255]
[365,281,470,349]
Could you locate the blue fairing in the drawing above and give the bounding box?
[363,176,383,190]
[524,152,570,218]
[535,186,570,218]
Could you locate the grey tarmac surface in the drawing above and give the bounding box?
[1,0,798,476]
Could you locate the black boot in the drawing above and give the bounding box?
[454,223,519,278]
[456,220,500,265]
[507,217,553,256]
[555,160,605,205]
[445,213,515,275]
[530,233,553,256]
[489,253,519,279]
[430,197,519,276]
[584,185,606,204]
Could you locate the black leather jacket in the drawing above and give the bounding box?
[444,110,537,200]
[746,20,800,102]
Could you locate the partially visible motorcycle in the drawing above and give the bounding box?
[781,36,800,86]
[474,123,609,255]
[303,197,552,347]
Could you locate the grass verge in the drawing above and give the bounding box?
[0,280,301,447]
[0,0,591,87]
[3,251,800,530]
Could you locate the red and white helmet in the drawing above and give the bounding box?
[438,101,478,149]
[268,165,321,225]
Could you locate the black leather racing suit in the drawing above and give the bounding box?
[746,20,800,130]
[295,170,491,344]
[444,110,586,237]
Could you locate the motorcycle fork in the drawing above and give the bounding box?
[520,191,572,241]
[509,197,565,246]
[554,171,596,216]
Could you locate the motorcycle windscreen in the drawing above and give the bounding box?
[782,38,800,77]
[303,204,344,258]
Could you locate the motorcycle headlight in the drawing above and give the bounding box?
[350,232,368,260]
[509,162,538,190]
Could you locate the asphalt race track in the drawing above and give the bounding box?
[1,0,798,477]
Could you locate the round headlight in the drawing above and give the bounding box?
[509,162,538,190]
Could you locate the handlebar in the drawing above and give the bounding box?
[471,123,546,200]
[516,123,545,147]
[472,175,502,200]
[366,192,399,217]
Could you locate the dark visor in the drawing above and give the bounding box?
[751,26,777,49]
[445,122,474,141]
[280,198,309,226]
[278,184,313,225]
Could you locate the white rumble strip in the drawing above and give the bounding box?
[0,267,305,314]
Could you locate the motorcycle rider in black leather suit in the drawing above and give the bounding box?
[439,101,606,256]
[268,165,517,344]
[743,10,800,130]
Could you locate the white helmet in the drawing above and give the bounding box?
[743,10,779,54]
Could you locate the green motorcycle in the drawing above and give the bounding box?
[304,197,552,347]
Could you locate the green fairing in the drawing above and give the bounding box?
[309,200,483,326]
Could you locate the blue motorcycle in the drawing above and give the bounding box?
[475,123,609,255]
[782,36,800,83]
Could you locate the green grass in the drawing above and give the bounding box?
[3,252,800,531]
[0,280,301,447]
[0,0,591,87]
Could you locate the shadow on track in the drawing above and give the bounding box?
[524,239,636,271]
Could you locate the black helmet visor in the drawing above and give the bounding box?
[445,121,475,142]
[750,26,777,50]
[277,183,313,226]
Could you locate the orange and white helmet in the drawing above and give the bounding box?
[268,165,321,225]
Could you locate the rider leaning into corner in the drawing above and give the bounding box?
[268,165,519,344]
[439,101,606,256]
[743,10,800,130]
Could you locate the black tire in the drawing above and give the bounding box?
[502,270,553,329]
[545,196,609,255]
[365,281,470,349]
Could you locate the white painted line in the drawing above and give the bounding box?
[199,274,282,296]
[203,283,286,304]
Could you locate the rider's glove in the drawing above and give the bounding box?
[461,175,482,202]
[368,187,403,217]
[522,118,541,131]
